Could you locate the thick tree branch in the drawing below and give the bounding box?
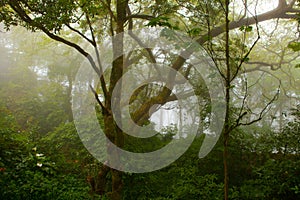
[132,0,300,124]
[126,14,155,21]
[196,0,299,45]
[131,0,299,125]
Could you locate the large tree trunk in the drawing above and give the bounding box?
[107,115,124,199]
[110,169,123,200]
[101,1,127,199]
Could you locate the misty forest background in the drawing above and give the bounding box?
[0,0,300,199]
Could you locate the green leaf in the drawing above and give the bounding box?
[295,64,300,68]
[245,26,253,32]
[188,27,201,36]
[288,42,300,52]
[239,26,252,32]
[146,16,180,30]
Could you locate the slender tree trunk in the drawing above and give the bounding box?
[224,0,230,199]
[223,87,230,200]
[66,75,74,122]
[223,118,230,200]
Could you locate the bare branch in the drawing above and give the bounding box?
[238,86,280,127]
[89,85,110,114]
[244,61,282,71]
[66,24,95,46]
[86,12,109,100]
[231,29,260,81]
[236,75,249,125]
[100,0,117,22]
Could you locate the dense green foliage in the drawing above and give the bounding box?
[1,116,300,199]
[0,72,299,199]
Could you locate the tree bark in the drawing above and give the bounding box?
[224,0,230,199]
[104,0,127,199]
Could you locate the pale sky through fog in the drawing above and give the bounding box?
[0,24,12,75]
[232,0,277,17]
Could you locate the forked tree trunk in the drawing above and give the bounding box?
[101,1,127,199]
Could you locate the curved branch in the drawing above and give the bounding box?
[126,6,157,64]
[238,87,280,127]
[66,24,95,46]
[86,12,109,100]
[196,0,299,45]
[8,1,101,78]
[126,14,155,21]
[131,0,300,125]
